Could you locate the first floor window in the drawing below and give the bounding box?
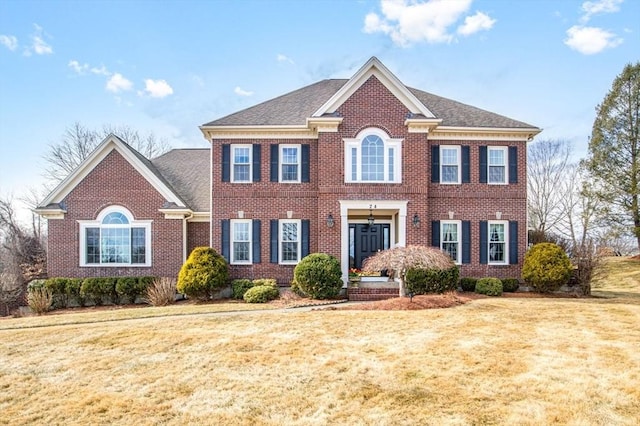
[79,206,151,267]
[441,221,461,264]
[488,221,507,264]
[280,219,300,264]
[231,220,252,264]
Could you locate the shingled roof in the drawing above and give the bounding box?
[203,78,536,129]
[151,148,210,212]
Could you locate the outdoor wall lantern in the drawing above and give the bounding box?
[412,213,420,228]
[326,213,334,228]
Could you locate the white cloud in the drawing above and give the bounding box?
[28,24,53,55]
[142,79,174,98]
[580,0,623,23]
[0,35,18,51]
[457,11,495,36]
[68,60,89,74]
[106,73,133,93]
[277,54,295,64]
[564,25,623,54]
[363,0,489,46]
[91,65,110,76]
[234,86,254,96]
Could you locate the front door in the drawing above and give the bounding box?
[349,223,390,269]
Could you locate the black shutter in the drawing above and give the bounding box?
[509,146,518,184]
[252,220,261,264]
[301,145,310,183]
[479,146,487,184]
[270,220,278,264]
[270,144,279,182]
[431,221,440,248]
[431,145,440,183]
[509,221,518,265]
[479,221,488,264]
[462,146,470,183]
[252,144,261,182]
[222,145,230,182]
[462,221,471,264]
[301,219,310,258]
[221,219,230,262]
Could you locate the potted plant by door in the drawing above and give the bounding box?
[349,268,361,287]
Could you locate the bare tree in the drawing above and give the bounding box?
[0,250,24,316]
[361,245,455,297]
[42,122,171,185]
[527,139,572,234]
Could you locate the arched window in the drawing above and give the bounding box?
[79,206,152,266]
[344,128,402,183]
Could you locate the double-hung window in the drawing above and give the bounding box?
[440,146,461,184]
[441,220,461,264]
[344,128,402,183]
[232,145,252,182]
[280,145,300,182]
[488,221,508,264]
[79,206,151,267]
[280,219,300,264]
[231,219,252,264]
[488,147,507,184]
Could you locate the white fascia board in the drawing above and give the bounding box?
[312,57,435,119]
[431,126,542,141]
[199,125,316,140]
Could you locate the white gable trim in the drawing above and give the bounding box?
[312,57,436,119]
[38,135,186,210]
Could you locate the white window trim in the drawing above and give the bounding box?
[440,220,462,265]
[488,146,508,185]
[279,219,301,265]
[344,128,402,184]
[279,144,301,183]
[230,219,252,265]
[488,220,509,265]
[440,145,461,185]
[78,205,152,267]
[231,144,252,183]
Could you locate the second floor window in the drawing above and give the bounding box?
[280,145,300,182]
[344,128,402,183]
[232,145,252,182]
[488,146,507,184]
[440,146,461,184]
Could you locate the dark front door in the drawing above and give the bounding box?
[350,223,390,269]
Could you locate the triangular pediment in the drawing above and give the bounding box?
[37,135,186,215]
[312,56,436,119]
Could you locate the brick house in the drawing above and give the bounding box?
[36,57,540,288]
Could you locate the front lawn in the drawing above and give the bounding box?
[0,257,638,425]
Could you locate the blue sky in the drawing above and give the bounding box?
[1,0,639,221]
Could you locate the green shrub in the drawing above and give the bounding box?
[293,253,342,299]
[501,278,520,293]
[252,278,277,288]
[138,276,156,289]
[232,279,254,300]
[290,279,307,297]
[177,247,229,300]
[80,277,114,306]
[44,277,68,308]
[27,279,46,291]
[243,285,279,303]
[405,266,459,294]
[115,277,143,304]
[65,278,85,307]
[460,277,478,292]
[522,243,572,293]
[476,277,503,296]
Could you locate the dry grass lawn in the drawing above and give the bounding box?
[1,257,639,425]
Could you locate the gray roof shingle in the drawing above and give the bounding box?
[151,149,210,212]
[203,78,537,129]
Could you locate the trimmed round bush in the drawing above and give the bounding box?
[501,278,520,293]
[65,278,85,307]
[290,279,307,297]
[522,243,572,293]
[405,266,459,294]
[476,277,503,296]
[293,253,342,299]
[252,278,277,288]
[80,277,113,306]
[177,247,229,300]
[232,279,254,300]
[44,277,69,308]
[243,285,279,303]
[459,277,478,292]
[116,277,147,304]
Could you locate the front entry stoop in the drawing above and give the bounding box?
[347,279,399,301]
